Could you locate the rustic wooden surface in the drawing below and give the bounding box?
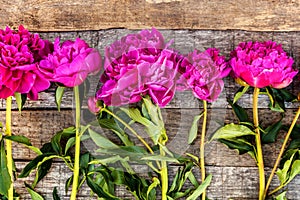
[1,0,300,31]
[1,29,300,199]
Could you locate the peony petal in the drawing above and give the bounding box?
[17,72,36,93]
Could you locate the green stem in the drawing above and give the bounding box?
[253,87,265,200]
[70,86,81,200]
[160,139,168,200]
[200,100,207,200]
[269,184,285,196]
[6,97,13,200]
[102,107,154,155]
[265,106,300,197]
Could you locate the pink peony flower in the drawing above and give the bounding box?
[181,48,230,102]
[87,96,101,113]
[230,41,298,89]
[96,28,183,107]
[39,38,102,87]
[0,25,53,99]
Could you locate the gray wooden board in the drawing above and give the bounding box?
[14,162,300,200]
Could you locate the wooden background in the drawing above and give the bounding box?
[1,0,300,199]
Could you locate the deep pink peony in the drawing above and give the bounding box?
[96,28,183,107]
[0,25,53,99]
[230,41,298,89]
[39,38,102,87]
[181,48,230,102]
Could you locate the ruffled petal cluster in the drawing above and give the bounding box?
[230,41,298,88]
[181,48,230,102]
[0,25,52,99]
[40,38,102,87]
[97,28,182,107]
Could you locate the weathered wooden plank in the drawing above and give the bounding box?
[1,0,299,31]
[5,108,300,168]
[14,162,300,200]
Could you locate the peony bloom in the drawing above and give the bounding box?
[96,28,183,107]
[181,48,230,102]
[39,38,102,87]
[87,96,101,113]
[0,25,53,99]
[230,41,298,89]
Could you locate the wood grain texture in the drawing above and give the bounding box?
[1,29,299,199]
[0,0,299,31]
[14,162,300,200]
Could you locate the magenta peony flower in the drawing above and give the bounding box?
[181,48,230,102]
[0,25,53,99]
[96,28,183,107]
[230,41,298,89]
[39,38,102,87]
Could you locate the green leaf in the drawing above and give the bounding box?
[121,107,152,127]
[275,191,287,200]
[32,159,53,187]
[19,153,56,178]
[25,183,44,200]
[169,162,194,194]
[98,118,133,146]
[86,176,120,200]
[65,176,73,194]
[188,113,203,144]
[261,118,283,144]
[51,133,63,155]
[276,150,296,184]
[289,159,300,181]
[5,135,31,146]
[188,172,199,188]
[186,174,212,200]
[96,146,148,163]
[147,177,159,198]
[276,88,298,102]
[64,137,75,155]
[14,92,27,112]
[121,106,164,145]
[0,140,11,197]
[287,139,300,150]
[64,133,89,155]
[52,187,61,200]
[142,96,162,126]
[228,99,250,122]
[80,153,90,169]
[211,123,255,141]
[233,86,249,104]
[141,155,180,163]
[5,135,42,155]
[55,86,65,112]
[289,124,300,140]
[266,87,285,112]
[218,138,255,156]
[89,128,119,149]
